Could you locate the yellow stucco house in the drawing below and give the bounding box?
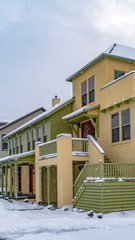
[1,43,135,213]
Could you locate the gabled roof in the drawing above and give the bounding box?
[0,107,46,130]
[66,43,135,82]
[62,104,100,120]
[4,98,74,138]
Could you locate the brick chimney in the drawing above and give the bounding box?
[52,96,60,107]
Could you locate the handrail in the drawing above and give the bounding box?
[72,138,88,152]
[73,161,135,198]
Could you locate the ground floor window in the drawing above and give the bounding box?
[122,109,130,141]
[112,113,119,143]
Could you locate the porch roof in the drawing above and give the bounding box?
[62,104,100,123]
[0,150,35,164]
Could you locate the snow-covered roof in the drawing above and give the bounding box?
[62,105,100,120]
[101,70,135,90]
[0,107,45,130]
[66,43,135,82]
[0,150,35,164]
[4,98,74,138]
[0,119,12,123]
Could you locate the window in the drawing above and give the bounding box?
[32,129,36,150]
[44,124,47,142]
[9,140,12,155]
[13,138,15,155]
[2,134,8,151]
[114,70,125,79]
[112,113,119,143]
[81,81,87,106]
[16,137,19,154]
[20,135,23,153]
[27,132,31,151]
[89,76,95,103]
[122,109,130,141]
[38,127,41,141]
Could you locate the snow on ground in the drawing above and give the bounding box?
[0,199,135,240]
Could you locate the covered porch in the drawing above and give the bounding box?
[0,151,35,200]
[62,104,100,139]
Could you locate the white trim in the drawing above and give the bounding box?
[72,151,89,157]
[62,105,100,120]
[0,150,35,163]
[39,153,57,160]
[101,71,135,90]
[57,133,72,138]
[72,138,88,141]
[88,135,104,154]
[39,139,57,147]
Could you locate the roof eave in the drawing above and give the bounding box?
[66,53,135,82]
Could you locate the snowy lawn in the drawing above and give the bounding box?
[0,199,135,240]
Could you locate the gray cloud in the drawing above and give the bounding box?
[0,0,134,119]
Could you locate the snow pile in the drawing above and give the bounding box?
[0,199,135,239]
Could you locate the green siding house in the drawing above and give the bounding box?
[0,97,74,199]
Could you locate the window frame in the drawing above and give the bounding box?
[88,76,95,103]
[122,108,130,141]
[81,80,87,106]
[43,124,47,143]
[32,129,36,150]
[27,131,31,151]
[20,135,23,153]
[38,127,41,142]
[16,137,19,154]
[2,134,8,151]
[112,112,119,143]
[114,70,125,80]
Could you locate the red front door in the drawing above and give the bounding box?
[18,167,21,192]
[81,120,95,138]
[29,165,33,193]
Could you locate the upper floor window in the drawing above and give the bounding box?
[16,137,19,154]
[32,129,36,150]
[9,140,12,155]
[20,135,23,153]
[2,134,8,151]
[114,70,125,79]
[122,109,130,141]
[112,113,119,143]
[81,81,87,106]
[27,132,31,151]
[89,76,95,103]
[44,124,47,142]
[37,127,41,142]
[13,138,15,155]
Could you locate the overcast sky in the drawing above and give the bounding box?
[1,0,135,120]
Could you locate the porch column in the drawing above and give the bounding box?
[1,166,4,195]
[14,162,18,199]
[5,165,8,196]
[47,166,51,205]
[57,134,73,207]
[35,142,41,203]
[10,164,13,197]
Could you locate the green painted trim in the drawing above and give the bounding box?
[100,97,135,113]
